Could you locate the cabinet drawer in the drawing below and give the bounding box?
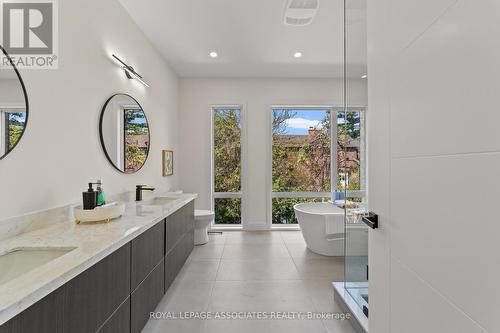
[165,229,194,291]
[64,244,131,333]
[131,259,165,333]
[131,220,165,290]
[166,210,182,254]
[96,297,130,333]
[166,200,194,254]
[0,286,65,333]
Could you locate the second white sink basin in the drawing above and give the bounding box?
[0,247,76,285]
[139,197,177,206]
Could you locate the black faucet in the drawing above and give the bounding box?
[136,185,155,201]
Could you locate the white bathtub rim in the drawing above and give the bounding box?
[293,202,344,216]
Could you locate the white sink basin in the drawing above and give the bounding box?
[0,247,76,285]
[139,197,177,206]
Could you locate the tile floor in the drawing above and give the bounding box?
[143,231,356,333]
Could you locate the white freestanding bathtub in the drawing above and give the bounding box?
[294,202,345,256]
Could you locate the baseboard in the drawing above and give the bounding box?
[242,223,270,231]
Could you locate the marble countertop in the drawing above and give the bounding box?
[0,193,197,325]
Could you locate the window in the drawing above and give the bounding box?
[271,107,332,224]
[336,109,365,199]
[212,106,243,225]
[270,107,366,225]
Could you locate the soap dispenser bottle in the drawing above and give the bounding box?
[96,180,106,206]
[83,183,98,210]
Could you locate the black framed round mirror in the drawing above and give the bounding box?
[0,45,29,160]
[99,94,150,173]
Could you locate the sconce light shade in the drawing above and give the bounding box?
[112,54,150,87]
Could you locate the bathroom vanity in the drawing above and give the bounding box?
[0,194,196,333]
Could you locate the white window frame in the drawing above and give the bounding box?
[267,105,366,229]
[210,104,247,230]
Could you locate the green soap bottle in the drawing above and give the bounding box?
[96,180,106,206]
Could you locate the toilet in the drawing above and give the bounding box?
[194,210,214,245]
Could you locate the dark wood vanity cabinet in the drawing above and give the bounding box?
[131,220,165,290]
[0,200,195,333]
[0,244,131,333]
[131,259,165,333]
[165,200,194,290]
[130,220,167,333]
[96,298,130,333]
[0,284,66,333]
[64,244,131,333]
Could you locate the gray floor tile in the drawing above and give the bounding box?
[145,231,355,333]
[205,319,328,333]
[293,257,345,280]
[225,231,284,244]
[176,259,220,281]
[216,258,300,280]
[222,243,290,259]
[189,244,224,260]
[209,280,314,312]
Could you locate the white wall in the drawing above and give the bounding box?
[368,1,500,332]
[0,0,179,219]
[0,79,25,104]
[178,78,367,228]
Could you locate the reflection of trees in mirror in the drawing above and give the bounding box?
[213,109,241,224]
[7,112,26,151]
[124,108,149,173]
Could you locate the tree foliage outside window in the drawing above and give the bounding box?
[337,111,362,191]
[213,109,241,224]
[272,109,363,224]
[210,106,364,225]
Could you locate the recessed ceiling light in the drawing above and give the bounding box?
[361,74,367,79]
[294,52,303,58]
[209,51,218,58]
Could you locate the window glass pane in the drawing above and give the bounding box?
[272,197,330,224]
[337,111,362,192]
[272,109,331,192]
[124,108,149,173]
[213,108,241,192]
[214,198,241,224]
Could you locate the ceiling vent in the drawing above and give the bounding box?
[284,0,320,26]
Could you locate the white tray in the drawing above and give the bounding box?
[73,202,126,224]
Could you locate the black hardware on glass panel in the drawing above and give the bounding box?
[361,212,378,229]
[0,45,29,161]
[136,185,155,201]
[363,305,369,318]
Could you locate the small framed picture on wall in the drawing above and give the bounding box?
[162,150,174,176]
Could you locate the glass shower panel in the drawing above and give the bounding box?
[343,0,369,316]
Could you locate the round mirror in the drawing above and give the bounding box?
[0,46,29,160]
[99,94,150,173]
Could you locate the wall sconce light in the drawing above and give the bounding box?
[112,54,150,87]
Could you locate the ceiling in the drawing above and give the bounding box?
[118,0,366,78]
